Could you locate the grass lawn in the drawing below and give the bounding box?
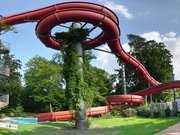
[0,117,180,135]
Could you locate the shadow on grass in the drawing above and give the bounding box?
[0,117,179,135]
[39,121,71,128]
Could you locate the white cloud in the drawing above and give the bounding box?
[94,45,119,74]
[99,0,134,20]
[164,32,177,38]
[141,31,162,42]
[122,43,131,52]
[93,43,130,74]
[141,31,180,80]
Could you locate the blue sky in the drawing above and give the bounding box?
[1,0,180,80]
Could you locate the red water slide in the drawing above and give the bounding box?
[38,106,112,121]
[1,2,180,121]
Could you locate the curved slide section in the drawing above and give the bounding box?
[0,2,118,50]
[133,80,180,97]
[34,5,160,86]
[0,1,160,87]
[107,95,144,105]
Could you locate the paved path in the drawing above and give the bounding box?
[154,123,180,135]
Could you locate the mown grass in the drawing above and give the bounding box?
[0,117,180,135]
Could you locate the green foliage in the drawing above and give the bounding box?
[153,109,160,118]
[114,34,173,101]
[165,107,171,117]
[24,56,65,112]
[85,118,92,129]
[0,21,17,34]
[55,28,92,130]
[100,112,113,119]
[0,105,24,117]
[55,28,111,109]
[136,105,151,117]
[83,64,111,107]
[62,43,84,111]
[55,28,112,129]
[82,51,112,107]
[10,105,24,117]
[23,52,111,113]
[110,108,123,117]
[54,28,89,44]
[123,108,137,117]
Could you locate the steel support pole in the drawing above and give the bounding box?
[122,63,127,94]
[72,22,86,130]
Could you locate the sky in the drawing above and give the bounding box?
[0,0,180,80]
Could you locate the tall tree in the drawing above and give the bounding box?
[54,27,91,130]
[23,56,65,112]
[114,34,173,102]
[83,51,111,107]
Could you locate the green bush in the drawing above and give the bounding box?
[110,108,123,117]
[123,108,137,117]
[85,119,91,129]
[11,105,24,117]
[0,107,13,117]
[0,106,24,117]
[136,105,151,117]
[153,109,160,118]
[101,112,112,119]
[165,107,171,117]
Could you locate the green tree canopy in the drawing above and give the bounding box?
[114,34,173,102]
[83,51,112,107]
[23,56,65,112]
[23,52,112,113]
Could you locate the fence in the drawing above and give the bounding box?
[150,102,175,117]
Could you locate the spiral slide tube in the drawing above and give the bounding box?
[1,2,180,121]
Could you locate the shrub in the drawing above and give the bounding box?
[136,105,151,117]
[101,112,112,119]
[85,119,91,129]
[11,105,24,117]
[110,108,123,117]
[0,106,24,117]
[177,111,180,117]
[0,107,13,117]
[123,108,137,117]
[153,109,160,118]
[165,107,171,117]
